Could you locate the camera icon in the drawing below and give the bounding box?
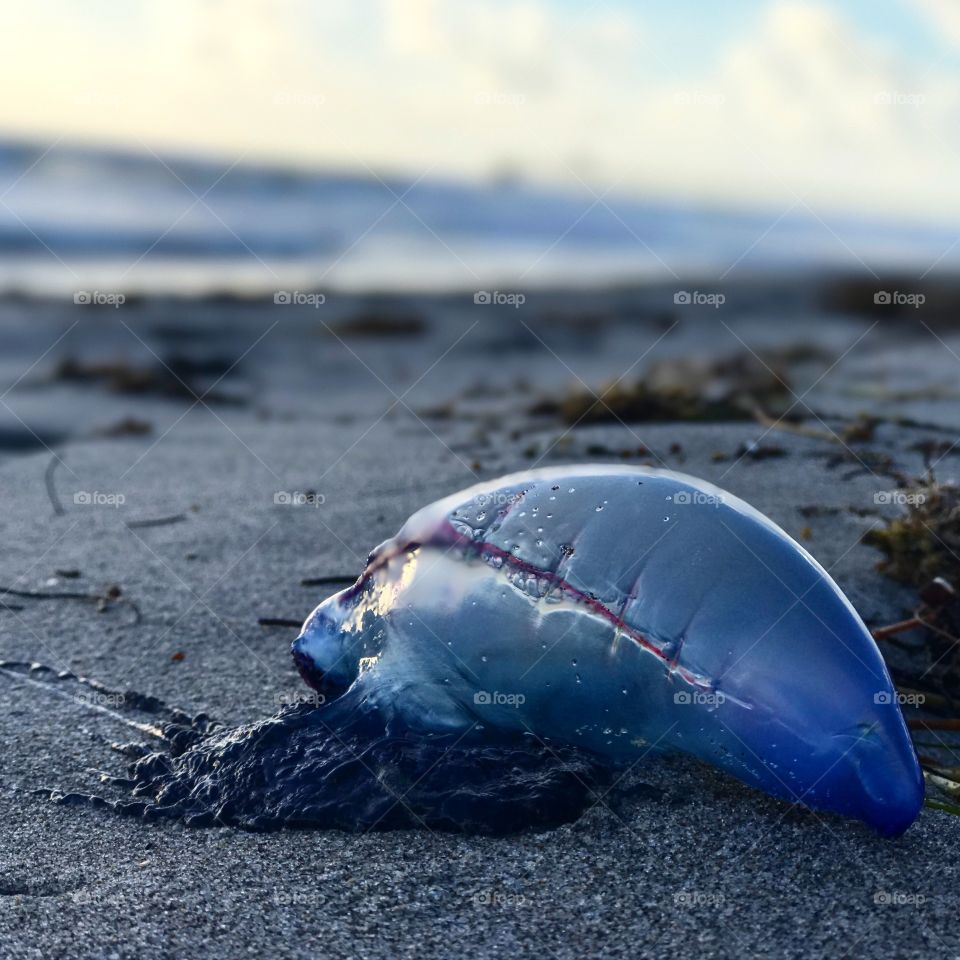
[274,491,292,505]
[874,291,891,305]
[73,491,92,505]
[474,291,491,305]
[673,691,692,705]
[674,491,691,504]
[73,291,91,305]
[873,691,892,705]
[673,291,691,305]
[274,291,291,305]
[473,691,492,705]
[873,491,892,505]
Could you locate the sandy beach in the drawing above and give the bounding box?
[0,287,956,958]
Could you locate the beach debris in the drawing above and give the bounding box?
[532,351,795,426]
[95,417,154,437]
[0,582,140,625]
[125,514,188,530]
[417,401,456,420]
[734,440,787,461]
[48,355,244,405]
[798,505,840,518]
[865,479,960,590]
[911,438,960,464]
[866,504,960,810]
[45,453,65,516]
[328,311,426,338]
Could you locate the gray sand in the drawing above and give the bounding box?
[0,297,958,959]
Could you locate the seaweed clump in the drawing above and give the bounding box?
[50,355,244,405]
[533,351,795,426]
[865,478,960,704]
[865,480,960,589]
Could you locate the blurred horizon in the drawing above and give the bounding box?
[3,131,960,297]
[2,1,960,296]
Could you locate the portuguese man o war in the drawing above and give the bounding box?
[293,465,923,836]
[39,465,922,836]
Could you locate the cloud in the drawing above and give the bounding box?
[631,2,960,218]
[914,0,960,48]
[0,0,957,220]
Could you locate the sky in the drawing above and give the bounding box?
[1,0,959,221]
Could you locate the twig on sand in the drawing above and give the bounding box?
[872,616,927,641]
[125,514,188,529]
[258,617,302,628]
[872,579,957,646]
[0,586,100,601]
[750,407,838,443]
[45,454,65,516]
[0,585,141,625]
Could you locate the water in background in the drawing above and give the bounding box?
[0,139,953,295]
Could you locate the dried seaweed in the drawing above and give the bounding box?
[534,352,794,426]
[864,480,960,589]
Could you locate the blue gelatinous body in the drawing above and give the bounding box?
[294,465,924,836]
